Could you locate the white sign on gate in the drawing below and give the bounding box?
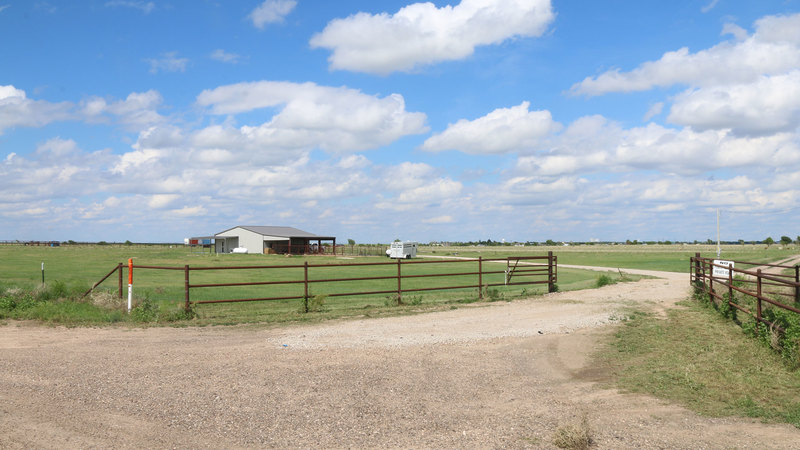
[713,260,734,278]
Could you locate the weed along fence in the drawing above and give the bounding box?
[690,254,800,335]
[84,254,558,312]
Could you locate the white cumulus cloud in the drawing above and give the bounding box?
[81,90,165,131]
[310,0,555,75]
[249,0,296,29]
[668,71,800,135]
[195,80,428,153]
[0,85,73,134]
[421,102,560,154]
[570,12,800,96]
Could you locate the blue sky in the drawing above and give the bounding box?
[1,0,799,244]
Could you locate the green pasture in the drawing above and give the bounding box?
[1,243,795,326]
[424,243,799,273]
[1,244,638,325]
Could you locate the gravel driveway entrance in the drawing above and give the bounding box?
[2,268,799,448]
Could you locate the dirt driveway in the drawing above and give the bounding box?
[2,267,799,449]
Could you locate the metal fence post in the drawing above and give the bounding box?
[304,261,309,313]
[757,269,763,334]
[795,264,799,303]
[694,253,701,284]
[184,265,190,311]
[117,262,123,299]
[708,261,714,304]
[728,264,733,308]
[547,251,555,293]
[397,257,402,302]
[478,256,483,299]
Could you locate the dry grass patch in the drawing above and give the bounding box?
[552,414,593,449]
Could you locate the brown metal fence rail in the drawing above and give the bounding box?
[690,253,800,333]
[84,253,558,312]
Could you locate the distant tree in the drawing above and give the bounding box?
[347,239,356,246]
[394,238,401,242]
[797,236,800,245]
[545,239,556,246]
[125,240,133,246]
[738,239,745,245]
[765,237,775,247]
[780,236,792,246]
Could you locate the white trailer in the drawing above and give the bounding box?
[386,241,418,259]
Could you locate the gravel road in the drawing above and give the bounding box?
[2,267,799,449]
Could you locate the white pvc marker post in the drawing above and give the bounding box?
[127,258,133,313]
[41,262,45,285]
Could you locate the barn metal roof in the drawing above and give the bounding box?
[215,226,335,240]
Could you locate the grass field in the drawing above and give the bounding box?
[1,243,795,326]
[0,244,639,326]
[423,243,799,273]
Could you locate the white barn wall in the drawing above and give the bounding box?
[234,228,262,253]
[216,227,255,253]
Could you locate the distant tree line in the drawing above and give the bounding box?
[428,237,800,247]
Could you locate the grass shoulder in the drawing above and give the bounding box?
[595,298,800,427]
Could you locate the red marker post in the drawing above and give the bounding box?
[127,258,133,313]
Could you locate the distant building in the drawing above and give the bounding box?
[214,226,336,255]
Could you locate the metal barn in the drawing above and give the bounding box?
[214,226,336,255]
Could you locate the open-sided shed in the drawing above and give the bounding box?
[214,226,336,255]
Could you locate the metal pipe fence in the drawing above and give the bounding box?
[690,253,800,333]
[85,253,558,312]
